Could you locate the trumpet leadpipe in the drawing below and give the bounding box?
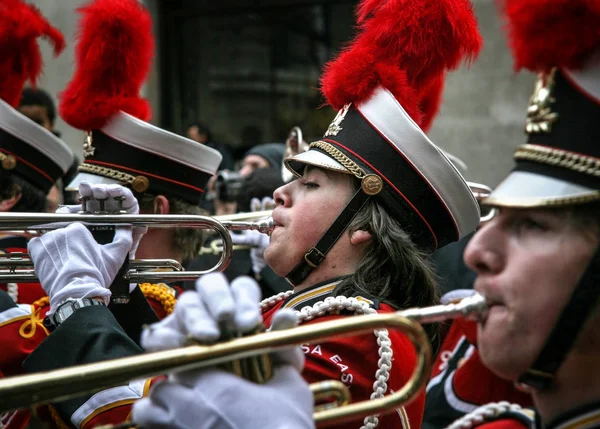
[0,213,272,233]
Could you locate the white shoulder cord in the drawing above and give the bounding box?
[259,290,293,311]
[7,283,18,303]
[261,293,393,429]
[445,402,528,429]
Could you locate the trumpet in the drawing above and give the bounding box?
[0,293,487,427]
[466,182,497,224]
[0,212,273,283]
[282,126,309,183]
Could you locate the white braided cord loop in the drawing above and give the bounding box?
[261,293,393,429]
[7,283,17,303]
[260,290,293,311]
[445,402,526,429]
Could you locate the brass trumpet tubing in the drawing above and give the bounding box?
[0,213,279,279]
[0,294,486,417]
[311,380,352,412]
[400,293,487,324]
[0,269,222,284]
[214,210,272,222]
[0,259,183,271]
[466,182,497,224]
[198,241,254,256]
[126,271,225,283]
[220,218,273,235]
[0,259,185,283]
[125,259,184,272]
[0,312,427,415]
[0,213,263,231]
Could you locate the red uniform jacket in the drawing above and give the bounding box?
[423,317,533,429]
[262,280,425,429]
[0,283,178,429]
[13,279,423,429]
[0,236,46,305]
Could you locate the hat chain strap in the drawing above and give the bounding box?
[260,293,394,429]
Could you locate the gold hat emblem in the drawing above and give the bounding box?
[526,68,559,134]
[132,175,150,193]
[324,104,351,137]
[1,155,16,170]
[361,174,383,195]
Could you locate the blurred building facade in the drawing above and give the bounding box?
[29,0,533,187]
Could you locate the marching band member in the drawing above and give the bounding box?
[426,0,600,428]
[254,0,481,426]
[50,0,222,326]
[23,2,482,429]
[0,0,74,377]
[0,3,74,427]
[0,0,74,306]
[0,0,221,427]
[133,0,600,425]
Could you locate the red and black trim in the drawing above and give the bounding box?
[320,107,459,252]
[0,129,64,194]
[82,131,212,204]
[284,104,464,285]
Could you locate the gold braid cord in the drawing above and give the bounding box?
[515,144,600,178]
[48,405,71,429]
[310,141,367,179]
[32,296,50,308]
[77,164,136,185]
[18,296,50,339]
[139,283,176,315]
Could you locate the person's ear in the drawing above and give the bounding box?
[349,229,372,246]
[153,195,170,215]
[0,191,22,211]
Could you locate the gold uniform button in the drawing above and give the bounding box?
[2,155,17,170]
[132,175,150,193]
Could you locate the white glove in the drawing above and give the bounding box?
[250,196,276,212]
[230,197,273,276]
[230,230,270,276]
[132,362,314,429]
[27,222,132,315]
[141,273,302,368]
[57,182,147,259]
[133,273,312,429]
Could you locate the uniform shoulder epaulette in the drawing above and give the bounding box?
[139,283,177,316]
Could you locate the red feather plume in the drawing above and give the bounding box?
[59,0,154,131]
[0,0,65,108]
[500,0,600,72]
[321,0,482,130]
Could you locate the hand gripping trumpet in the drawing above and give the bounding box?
[0,293,487,427]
